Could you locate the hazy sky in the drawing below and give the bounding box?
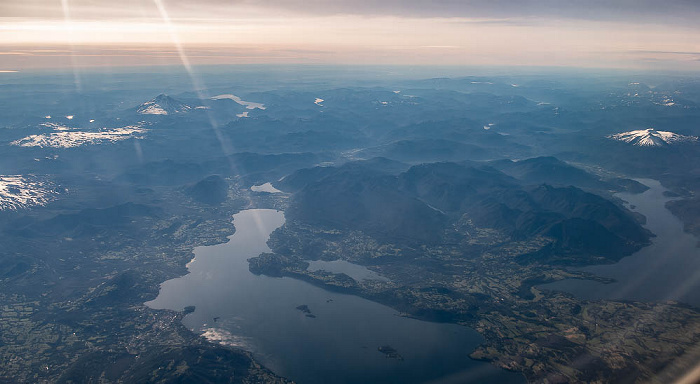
[1,0,700,71]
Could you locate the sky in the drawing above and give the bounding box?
[1,0,700,71]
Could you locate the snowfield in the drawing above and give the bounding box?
[0,175,58,211]
[12,126,147,148]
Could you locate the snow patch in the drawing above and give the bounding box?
[139,105,167,115]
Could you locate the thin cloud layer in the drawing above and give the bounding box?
[3,0,700,23]
[0,0,699,70]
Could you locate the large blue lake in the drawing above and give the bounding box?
[147,209,524,384]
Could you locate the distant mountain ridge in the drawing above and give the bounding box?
[288,165,447,243]
[287,161,651,263]
[489,157,611,190]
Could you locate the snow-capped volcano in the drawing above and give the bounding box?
[137,94,192,115]
[607,128,698,147]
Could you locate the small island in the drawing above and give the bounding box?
[296,304,316,318]
[378,345,404,361]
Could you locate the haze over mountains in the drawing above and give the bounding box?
[1,68,699,384]
[285,160,651,263]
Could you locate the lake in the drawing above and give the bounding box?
[306,259,390,282]
[541,179,700,307]
[146,209,524,384]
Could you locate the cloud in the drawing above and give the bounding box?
[632,50,700,56]
[0,44,332,69]
[2,0,700,26]
[239,0,700,23]
[1,1,699,71]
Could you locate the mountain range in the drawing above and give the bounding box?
[286,161,651,263]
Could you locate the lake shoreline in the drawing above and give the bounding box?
[148,208,525,384]
[539,178,700,308]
